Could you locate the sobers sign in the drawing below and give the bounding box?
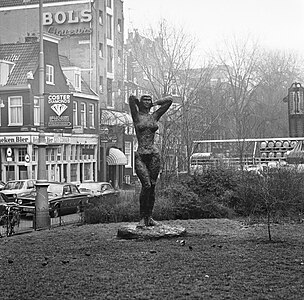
[45,93,73,129]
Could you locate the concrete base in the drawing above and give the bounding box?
[117,223,187,240]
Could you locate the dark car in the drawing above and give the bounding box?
[78,182,119,204]
[17,182,91,218]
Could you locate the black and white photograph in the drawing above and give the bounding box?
[1,0,304,299]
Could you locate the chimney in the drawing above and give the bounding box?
[25,33,38,43]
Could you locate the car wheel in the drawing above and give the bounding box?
[50,206,60,218]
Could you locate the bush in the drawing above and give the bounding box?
[83,167,304,225]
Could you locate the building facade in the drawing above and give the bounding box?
[0,34,99,183]
[0,0,132,186]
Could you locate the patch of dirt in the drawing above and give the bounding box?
[1,219,304,299]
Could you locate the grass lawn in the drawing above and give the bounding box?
[0,219,303,299]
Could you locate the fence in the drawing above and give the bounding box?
[0,204,85,237]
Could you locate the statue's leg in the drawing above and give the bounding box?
[135,153,151,225]
[147,153,160,226]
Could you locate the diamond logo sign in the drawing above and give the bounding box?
[51,103,68,116]
[46,93,72,129]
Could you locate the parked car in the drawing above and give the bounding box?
[0,181,6,191]
[1,179,36,202]
[17,182,91,218]
[78,182,119,204]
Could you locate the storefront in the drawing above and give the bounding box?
[0,132,98,183]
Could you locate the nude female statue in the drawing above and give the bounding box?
[129,94,173,227]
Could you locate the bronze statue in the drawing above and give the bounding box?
[129,94,173,227]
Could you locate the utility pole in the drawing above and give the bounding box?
[35,0,50,229]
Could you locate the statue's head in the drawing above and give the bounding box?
[139,94,153,111]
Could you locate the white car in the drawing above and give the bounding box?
[78,182,118,204]
[1,179,36,202]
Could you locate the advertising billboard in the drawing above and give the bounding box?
[45,93,73,129]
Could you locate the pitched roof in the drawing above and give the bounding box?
[59,55,98,98]
[0,42,39,85]
[0,0,76,8]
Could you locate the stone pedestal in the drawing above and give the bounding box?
[117,223,187,240]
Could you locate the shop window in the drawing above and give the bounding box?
[70,163,77,182]
[73,101,78,126]
[84,163,91,181]
[89,104,95,128]
[63,145,67,160]
[8,96,23,126]
[80,102,87,128]
[46,64,54,84]
[57,146,62,161]
[34,96,40,126]
[31,149,36,162]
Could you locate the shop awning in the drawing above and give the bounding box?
[106,148,128,165]
[100,110,133,126]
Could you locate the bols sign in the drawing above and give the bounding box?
[45,93,73,129]
[43,9,93,37]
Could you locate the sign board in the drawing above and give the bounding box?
[7,157,12,162]
[45,93,73,129]
[25,154,30,163]
[6,147,12,157]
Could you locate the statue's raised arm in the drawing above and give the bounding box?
[152,96,173,121]
[128,95,140,123]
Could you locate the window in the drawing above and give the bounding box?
[118,49,122,64]
[75,72,81,91]
[80,102,87,127]
[34,96,40,126]
[106,14,112,40]
[46,64,54,84]
[89,104,95,128]
[107,79,113,107]
[107,46,113,73]
[50,149,55,161]
[118,18,122,33]
[125,142,132,168]
[73,101,78,126]
[8,96,23,125]
[106,0,112,8]
[99,10,103,25]
[117,80,122,96]
[18,148,26,162]
[99,43,104,58]
[99,76,103,93]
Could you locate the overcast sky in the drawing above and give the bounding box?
[123,0,304,59]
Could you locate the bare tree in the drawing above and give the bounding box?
[254,50,303,137]
[126,20,212,179]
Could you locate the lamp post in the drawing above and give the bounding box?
[35,0,50,229]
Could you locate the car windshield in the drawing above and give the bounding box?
[47,184,63,195]
[4,181,25,190]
